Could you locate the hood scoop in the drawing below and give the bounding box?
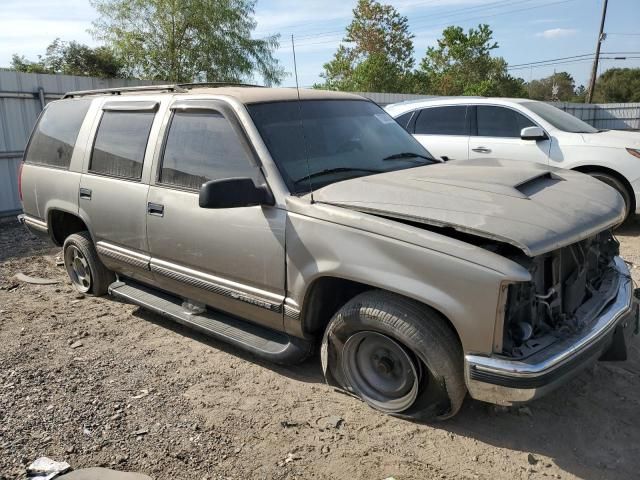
[515,172,564,197]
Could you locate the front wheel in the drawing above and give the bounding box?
[321,290,466,421]
[63,232,115,296]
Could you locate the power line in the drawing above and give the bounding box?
[256,0,527,39]
[508,51,640,69]
[267,0,579,48]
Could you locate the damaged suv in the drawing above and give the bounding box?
[19,84,639,420]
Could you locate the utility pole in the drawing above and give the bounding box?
[586,0,608,103]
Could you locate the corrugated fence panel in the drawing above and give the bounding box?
[1,71,640,215]
[552,102,640,131]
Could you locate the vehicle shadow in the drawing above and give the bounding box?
[439,343,640,480]
[130,306,326,385]
[616,217,640,238]
[0,217,58,262]
[132,300,640,479]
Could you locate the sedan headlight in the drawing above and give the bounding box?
[627,148,640,159]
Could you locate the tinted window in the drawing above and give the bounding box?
[476,106,535,137]
[249,100,435,194]
[90,111,155,179]
[24,99,91,168]
[415,106,468,135]
[159,111,255,190]
[394,111,414,131]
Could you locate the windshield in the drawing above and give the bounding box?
[523,101,598,134]
[248,99,436,194]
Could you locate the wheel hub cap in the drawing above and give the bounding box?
[65,245,91,292]
[342,331,420,413]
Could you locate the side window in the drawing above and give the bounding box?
[476,106,535,138]
[90,111,156,179]
[24,99,92,168]
[414,106,468,135]
[159,111,255,190]
[394,111,414,131]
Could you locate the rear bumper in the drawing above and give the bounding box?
[465,256,638,405]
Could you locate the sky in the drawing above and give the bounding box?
[1,0,639,89]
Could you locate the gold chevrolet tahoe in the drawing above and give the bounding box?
[18,84,639,420]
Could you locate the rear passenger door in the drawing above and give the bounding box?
[469,105,551,164]
[79,100,163,284]
[145,100,286,331]
[412,105,470,161]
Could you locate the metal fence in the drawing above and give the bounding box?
[1,70,640,216]
[552,102,640,131]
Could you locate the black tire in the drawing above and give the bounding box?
[321,290,466,421]
[589,172,632,225]
[63,232,115,296]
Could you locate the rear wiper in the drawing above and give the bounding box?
[382,152,434,162]
[292,167,383,185]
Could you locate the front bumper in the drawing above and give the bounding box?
[465,256,638,405]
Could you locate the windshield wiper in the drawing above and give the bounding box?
[382,152,434,162]
[292,167,383,185]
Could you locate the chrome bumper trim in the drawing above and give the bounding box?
[465,256,635,404]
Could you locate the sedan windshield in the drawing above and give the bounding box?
[248,99,436,194]
[523,101,598,134]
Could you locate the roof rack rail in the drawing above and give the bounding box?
[63,82,264,99]
[177,82,264,89]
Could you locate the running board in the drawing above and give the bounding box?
[108,280,312,364]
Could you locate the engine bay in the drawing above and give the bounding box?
[501,230,622,359]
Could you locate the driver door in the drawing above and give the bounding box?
[145,99,286,330]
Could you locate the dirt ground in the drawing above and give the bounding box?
[1,217,640,480]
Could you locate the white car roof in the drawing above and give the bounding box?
[385,97,537,115]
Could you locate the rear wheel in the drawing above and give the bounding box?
[588,172,633,225]
[63,232,114,296]
[321,290,466,421]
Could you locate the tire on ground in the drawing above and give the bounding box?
[63,231,115,296]
[588,172,632,224]
[321,289,466,421]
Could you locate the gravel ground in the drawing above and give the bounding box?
[1,216,640,480]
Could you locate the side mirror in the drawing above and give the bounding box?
[521,126,547,141]
[199,178,274,209]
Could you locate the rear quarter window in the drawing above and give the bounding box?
[24,99,92,168]
[89,111,156,180]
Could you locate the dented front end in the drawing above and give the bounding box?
[466,231,638,405]
[500,230,622,359]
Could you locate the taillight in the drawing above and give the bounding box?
[18,162,23,201]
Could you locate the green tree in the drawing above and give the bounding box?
[317,0,416,92]
[11,38,124,77]
[593,68,640,103]
[527,71,576,101]
[90,0,284,84]
[416,24,526,97]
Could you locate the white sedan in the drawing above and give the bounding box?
[385,97,640,221]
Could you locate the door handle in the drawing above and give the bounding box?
[79,188,92,200]
[472,147,491,154]
[147,202,164,217]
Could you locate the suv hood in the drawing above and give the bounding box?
[313,158,624,257]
